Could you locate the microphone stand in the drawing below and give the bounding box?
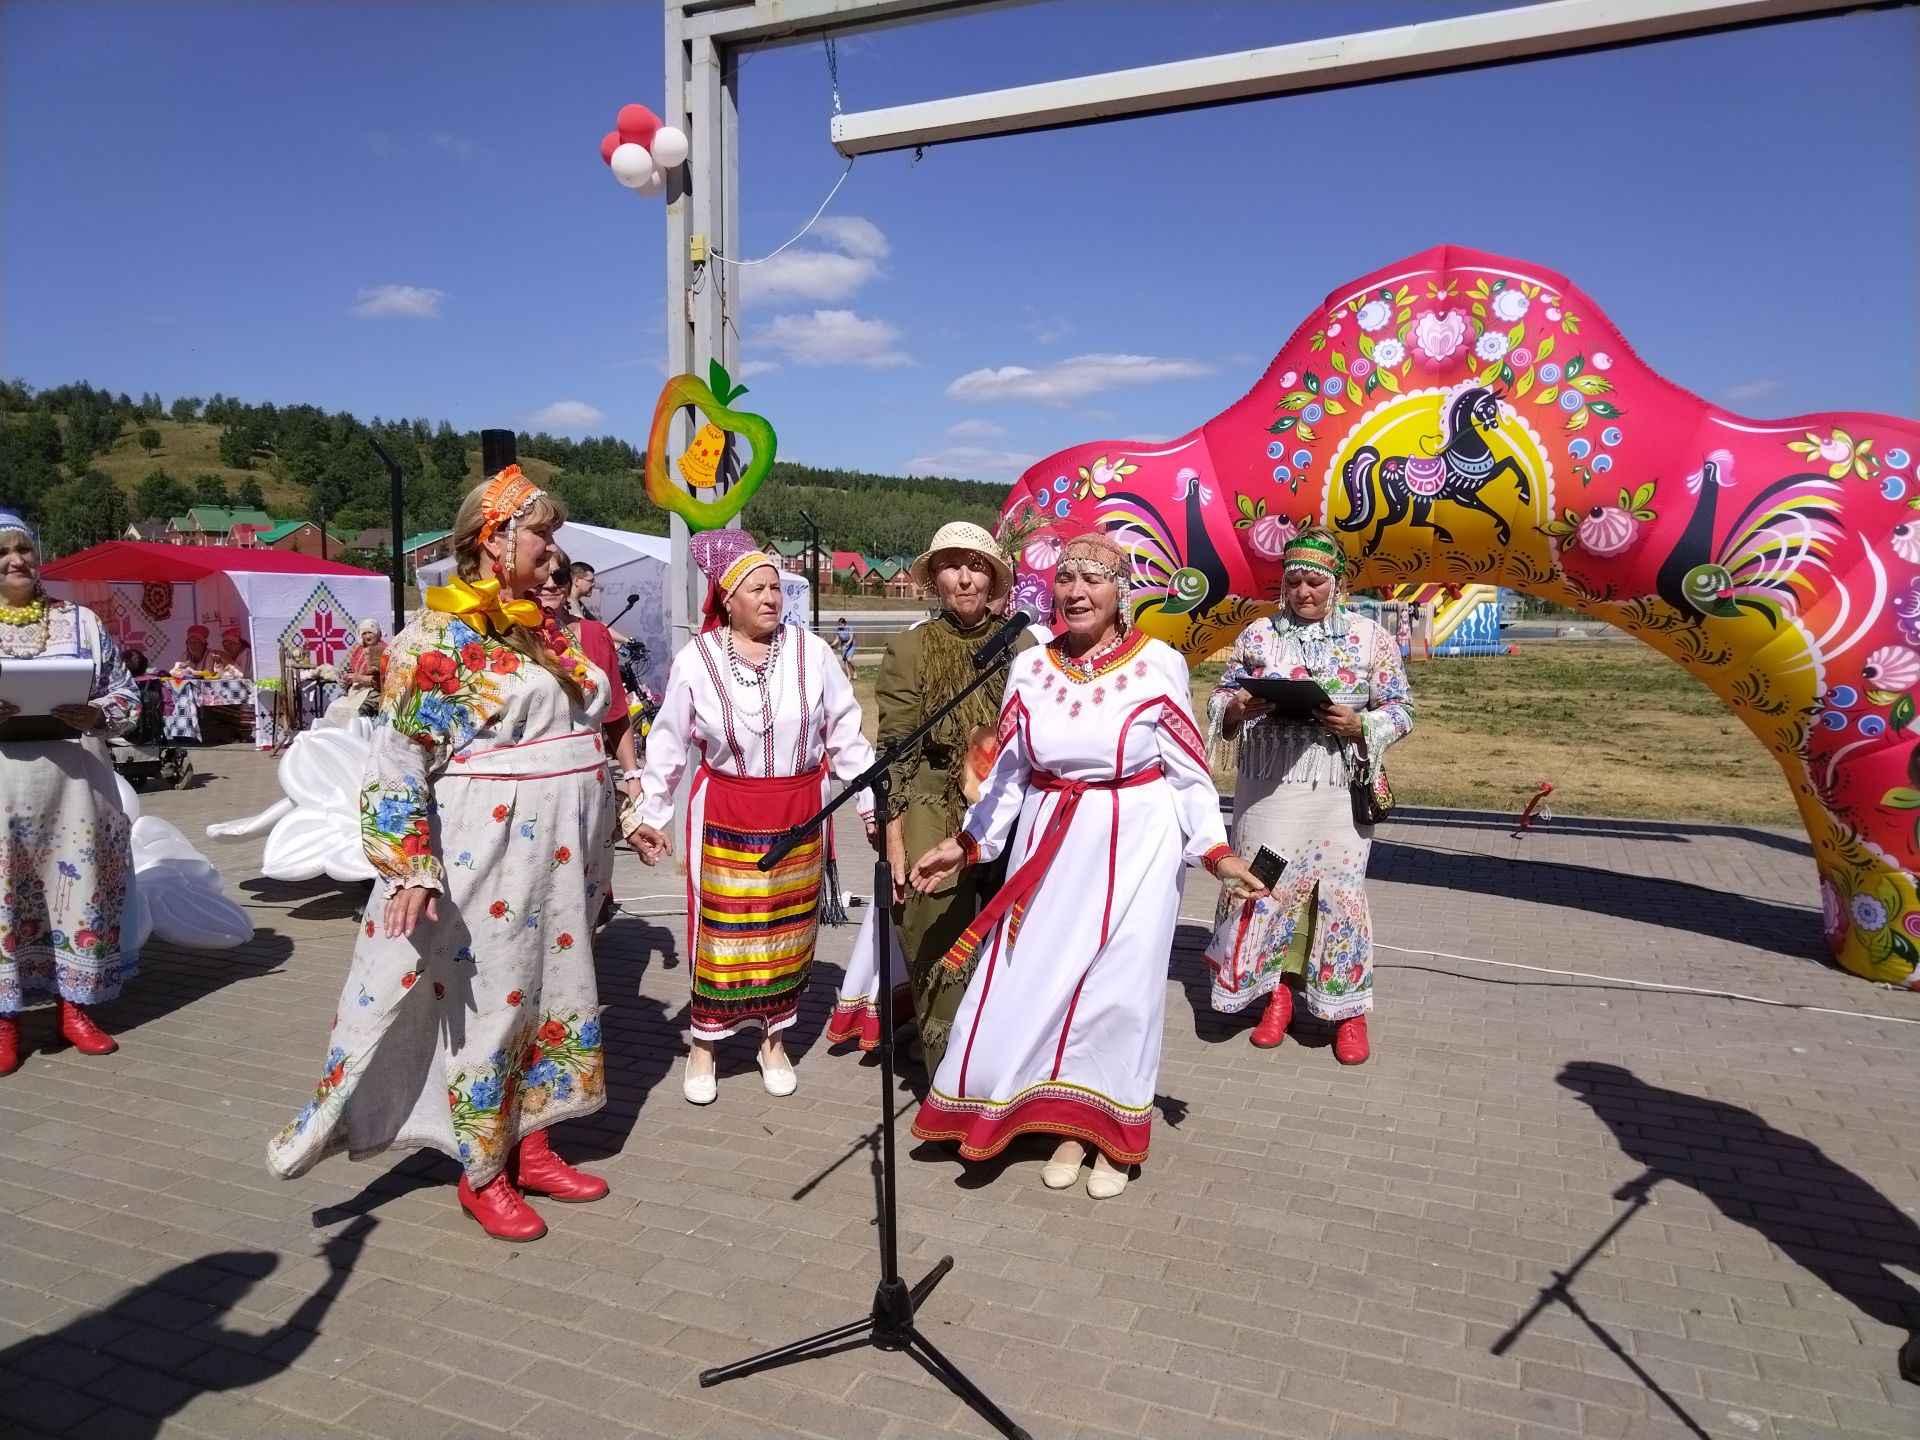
[698,634,1032,1440]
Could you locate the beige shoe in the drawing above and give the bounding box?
[1039,1138,1086,1190]
[756,1042,797,1097]
[682,1049,718,1105]
[1086,1152,1128,1200]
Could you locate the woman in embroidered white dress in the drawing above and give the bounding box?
[908,530,1266,1200]
[268,469,621,1244]
[0,510,141,1076]
[1202,527,1413,1065]
[631,530,876,1106]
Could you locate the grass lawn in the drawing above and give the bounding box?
[851,639,1801,830]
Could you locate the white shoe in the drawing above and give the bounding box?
[756,1047,797,1097]
[682,1057,718,1105]
[1040,1139,1086,1190]
[1086,1152,1128,1200]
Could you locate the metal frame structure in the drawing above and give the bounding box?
[661,0,1885,647]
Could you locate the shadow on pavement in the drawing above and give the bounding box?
[0,1217,373,1438]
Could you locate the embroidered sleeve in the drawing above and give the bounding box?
[82,612,140,738]
[957,691,1032,865]
[1360,620,1415,758]
[956,830,981,867]
[1151,647,1231,866]
[1201,843,1234,877]
[638,644,700,832]
[816,636,878,821]
[1207,621,1266,747]
[359,616,507,893]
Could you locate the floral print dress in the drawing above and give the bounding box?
[1,601,141,1013]
[1203,608,1413,1022]
[268,610,614,1186]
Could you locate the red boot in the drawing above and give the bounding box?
[1250,984,1293,1049]
[512,1129,609,1203]
[0,1018,19,1076]
[457,1172,547,1242]
[59,1001,118,1056]
[1334,1015,1370,1066]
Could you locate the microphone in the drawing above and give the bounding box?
[608,592,640,625]
[973,610,1036,671]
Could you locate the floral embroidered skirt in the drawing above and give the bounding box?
[268,735,614,1186]
[1205,777,1377,1022]
[0,740,136,1015]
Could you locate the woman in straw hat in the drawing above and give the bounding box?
[827,521,1032,1071]
[1202,525,1413,1065]
[268,466,619,1243]
[908,525,1267,1199]
[631,531,876,1105]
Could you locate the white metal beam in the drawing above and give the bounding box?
[678,0,1031,49]
[829,0,1892,155]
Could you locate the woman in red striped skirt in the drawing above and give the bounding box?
[632,531,876,1105]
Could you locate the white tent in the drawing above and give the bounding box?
[420,521,812,699]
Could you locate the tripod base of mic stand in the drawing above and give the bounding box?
[699,1256,1032,1440]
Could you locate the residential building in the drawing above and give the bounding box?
[165,507,276,546]
[256,520,328,558]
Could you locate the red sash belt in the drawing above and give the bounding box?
[941,765,1164,971]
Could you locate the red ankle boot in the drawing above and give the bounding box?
[512,1129,609,1203]
[1250,985,1293,1049]
[1333,1015,1370,1065]
[0,1018,20,1076]
[457,1172,547,1242]
[59,1001,118,1056]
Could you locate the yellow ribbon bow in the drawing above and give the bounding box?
[422,575,544,633]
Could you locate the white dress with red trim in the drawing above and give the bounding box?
[910,630,1230,1167]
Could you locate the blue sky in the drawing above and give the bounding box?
[4,1,1915,485]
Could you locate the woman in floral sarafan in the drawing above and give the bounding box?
[268,468,624,1243]
[1203,526,1413,1064]
[0,509,141,1076]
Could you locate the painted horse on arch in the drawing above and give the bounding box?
[998,244,1920,989]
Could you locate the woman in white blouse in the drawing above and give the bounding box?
[633,531,875,1104]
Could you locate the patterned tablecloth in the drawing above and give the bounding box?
[154,676,254,742]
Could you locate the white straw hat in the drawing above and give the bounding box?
[909,521,1013,599]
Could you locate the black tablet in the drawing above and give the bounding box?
[1237,676,1332,719]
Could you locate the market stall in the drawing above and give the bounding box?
[40,542,389,748]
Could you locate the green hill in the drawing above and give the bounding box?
[0,379,1006,559]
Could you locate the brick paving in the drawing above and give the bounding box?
[2,747,1917,1440]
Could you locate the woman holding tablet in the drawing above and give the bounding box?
[1203,526,1412,1064]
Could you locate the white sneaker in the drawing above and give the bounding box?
[682,1058,718,1105]
[756,1048,797,1097]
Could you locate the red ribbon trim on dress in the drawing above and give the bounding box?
[939,765,1165,972]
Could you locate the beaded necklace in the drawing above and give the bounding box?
[0,593,50,659]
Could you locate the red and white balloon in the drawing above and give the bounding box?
[599,102,687,199]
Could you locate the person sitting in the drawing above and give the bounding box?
[173,625,214,676]
[215,626,251,680]
[324,618,388,725]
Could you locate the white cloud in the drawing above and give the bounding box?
[526,401,607,432]
[1026,315,1075,344]
[349,284,447,320]
[905,445,1040,480]
[430,132,476,160]
[946,418,1006,440]
[757,310,911,368]
[740,216,889,306]
[738,360,782,378]
[946,352,1215,406]
[810,215,889,260]
[1720,379,1783,405]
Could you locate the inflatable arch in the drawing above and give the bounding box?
[998,246,1920,989]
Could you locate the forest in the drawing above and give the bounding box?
[0,379,1008,560]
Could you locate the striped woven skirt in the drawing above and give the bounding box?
[686,762,826,1040]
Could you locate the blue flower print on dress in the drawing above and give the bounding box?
[467,1074,503,1111]
[526,1058,560,1087]
[446,619,482,649]
[578,1018,601,1049]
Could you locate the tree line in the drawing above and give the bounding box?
[0,379,1010,559]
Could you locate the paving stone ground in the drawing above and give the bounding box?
[2,747,1917,1440]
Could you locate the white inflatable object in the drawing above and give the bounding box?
[210,722,377,884]
[116,777,254,950]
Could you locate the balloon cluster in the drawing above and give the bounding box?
[599,103,689,199]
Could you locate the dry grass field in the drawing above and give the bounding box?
[853,638,1802,829]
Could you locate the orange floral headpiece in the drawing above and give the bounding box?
[478,465,545,549]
